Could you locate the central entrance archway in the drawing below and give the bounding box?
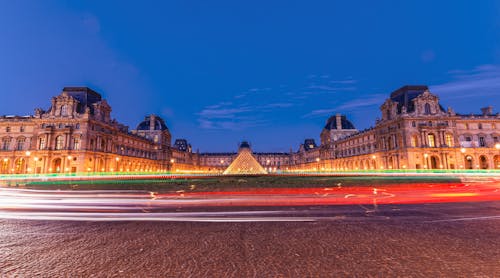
[52,158,62,173]
[465,155,473,169]
[430,156,439,169]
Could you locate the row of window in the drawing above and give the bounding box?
[40,123,80,129]
[464,123,496,130]
[410,133,454,148]
[3,126,26,132]
[1,137,26,151]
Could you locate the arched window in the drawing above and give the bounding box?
[60,105,68,116]
[16,137,25,150]
[445,134,454,147]
[386,110,391,120]
[427,133,436,147]
[424,103,431,115]
[55,136,64,150]
[2,137,11,150]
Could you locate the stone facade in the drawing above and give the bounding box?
[0,87,170,174]
[1,85,499,174]
[316,86,500,170]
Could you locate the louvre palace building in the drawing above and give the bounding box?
[0,85,499,174]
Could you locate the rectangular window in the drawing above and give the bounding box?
[479,137,485,147]
[39,137,46,150]
[427,134,435,147]
[445,134,454,147]
[411,136,417,147]
[73,138,80,150]
[465,137,472,142]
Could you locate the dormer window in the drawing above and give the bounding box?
[60,105,68,116]
[424,103,431,115]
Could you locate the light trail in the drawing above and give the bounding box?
[0,178,499,222]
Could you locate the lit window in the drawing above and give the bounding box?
[55,136,64,150]
[427,134,436,147]
[411,135,418,147]
[445,134,454,147]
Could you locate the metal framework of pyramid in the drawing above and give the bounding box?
[223,148,267,175]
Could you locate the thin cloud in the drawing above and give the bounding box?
[431,64,500,99]
[329,79,357,84]
[308,85,356,91]
[303,93,385,118]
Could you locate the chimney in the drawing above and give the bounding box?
[336,113,342,130]
[481,106,493,116]
[149,114,156,130]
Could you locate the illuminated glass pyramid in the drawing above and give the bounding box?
[223,142,267,175]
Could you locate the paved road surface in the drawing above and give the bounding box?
[1,201,499,277]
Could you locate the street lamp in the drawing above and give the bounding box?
[460,148,466,153]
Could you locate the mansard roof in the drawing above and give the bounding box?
[389,85,428,114]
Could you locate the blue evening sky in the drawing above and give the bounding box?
[1,1,499,152]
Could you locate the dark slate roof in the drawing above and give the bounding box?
[324,115,356,130]
[62,87,102,114]
[388,85,446,114]
[136,115,169,131]
[303,139,317,151]
[174,139,188,151]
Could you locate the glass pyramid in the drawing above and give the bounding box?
[223,148,267,175]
